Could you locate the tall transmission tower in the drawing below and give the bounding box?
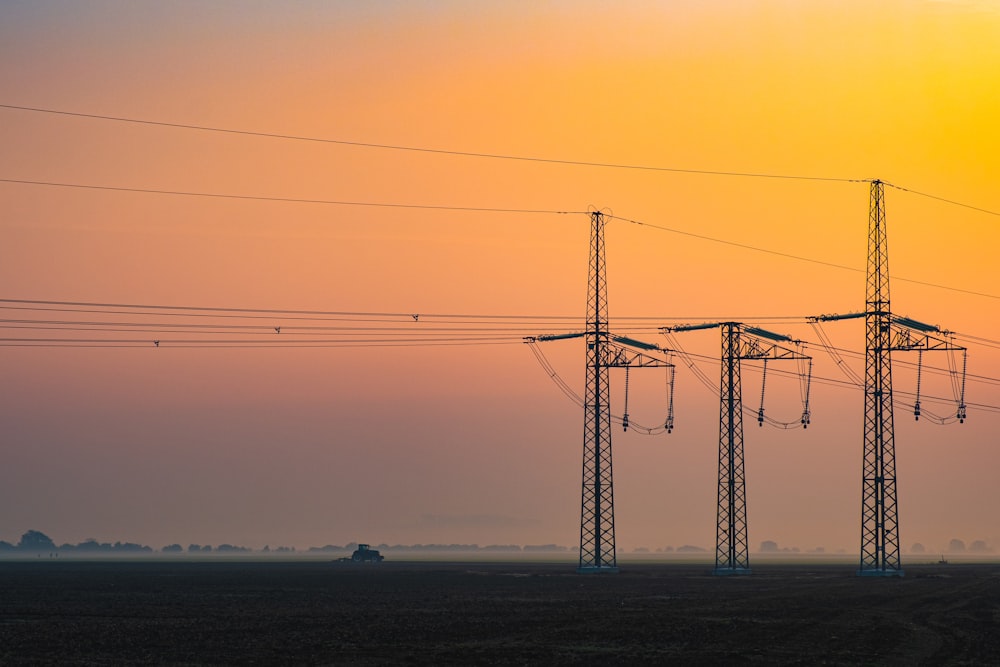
[580,209,616,572]
[860,179,903,576]
[528,210,674,573]
[664,322,810,575]
[577,211,674,572]
[812,180,967,577]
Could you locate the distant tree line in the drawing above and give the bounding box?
[11,530,988,557]
[0,531,577,556]
[0,530,153,554]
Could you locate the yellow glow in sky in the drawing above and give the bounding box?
[0,1,997,556]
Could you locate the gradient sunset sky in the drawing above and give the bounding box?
[1,1,997,556]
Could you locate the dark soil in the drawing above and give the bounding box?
[1,559,997,665]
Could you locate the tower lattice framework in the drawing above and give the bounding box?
[713,323,808,574]
[662,321,809,575]
[716,322,749,574]
[579,210,617,572]
[859,179,903,576]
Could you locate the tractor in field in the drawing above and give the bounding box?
[350,544,384,563]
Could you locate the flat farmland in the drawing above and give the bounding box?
[1,559,997,665]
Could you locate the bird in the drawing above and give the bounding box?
[153,340,160,347]
[274,327,281,334]
[412,314,420,322]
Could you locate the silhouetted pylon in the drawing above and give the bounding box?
[579,209,617,572]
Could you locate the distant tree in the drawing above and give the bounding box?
[162,544,183,553]
[71,539,108,552]
[188,544,203,553]
[969,540,990,553]
[523,544,569,552]
[0,540,15,551]
[910,543,926,554]
[676,545,707,553]
[948,538,966,553]
[18,530,56,552]
[261,545,270,553]
[759,540,779,553]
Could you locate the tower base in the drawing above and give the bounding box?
[577,566,620,574]
[857,568,904,578]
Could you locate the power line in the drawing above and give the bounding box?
[0,298,810,324]
[0,178,581,216]
[610,214,860,273]
[0,103,861,183]
[4,104,1000,219]
[3,298,1000,390]
[669,345,1000,415]
[885,182,1000,218]
[0,336,525,347]
[0,298,579,321]
[3,176,997,302]
[3,298,1000,357]
[611,214,1000,301]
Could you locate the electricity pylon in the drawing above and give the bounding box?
[812,180,967,577]
[527,210,673,573]
[579,209,616,572]
[577,210,675,572]
[860,178,903,576]
[663,322,810,575]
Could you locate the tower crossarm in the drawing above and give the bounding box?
[736,335,809,362]
[524,332,674,367]
[602,340,674,368]
[888,325,964,353]
[664,322,809,363]
[807,312,866,323]
[523,332,587,344]
[660,322,721,334]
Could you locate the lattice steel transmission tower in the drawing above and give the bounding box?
[570,210,674,573]
[857,180,968,575]
[663,322,810,575]
[579,209,616,572]
[810,180,968,577]
[859,179,902,576]
[525,211,674,573]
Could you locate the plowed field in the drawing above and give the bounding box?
[2,560,997,664]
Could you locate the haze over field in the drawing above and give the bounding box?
[1,1,997,558]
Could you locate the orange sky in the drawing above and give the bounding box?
[1,1,997,557]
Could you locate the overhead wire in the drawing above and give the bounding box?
[4,298,998,377]
[884,181,1000,218]
[0,337,526,348]
[0,299,823,328]
[609,214,999,301]
[6,103,1000,218]
[0,178,583,216]
[0,181,995,300]
[0,103,862,182]
[525,339,671,436]
[2,105,998,304]
[3,303,999,415]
